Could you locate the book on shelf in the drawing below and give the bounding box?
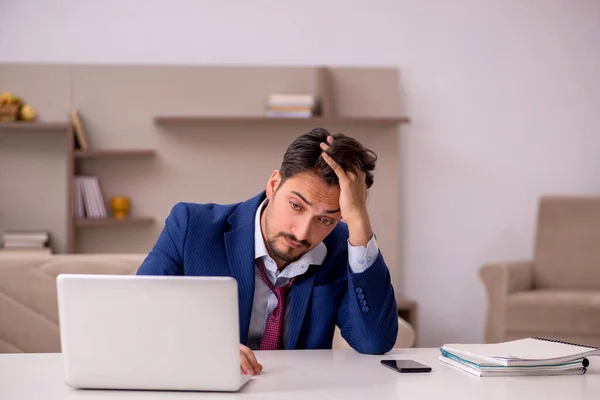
[265,110,312,118]
[1,230,52,254]
[439,337,599,377]
[265,94,315,118]
[2,230,49,244]
[70,109,89,150]
[74,175,107,219]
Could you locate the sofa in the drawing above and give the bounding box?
[480,196,600,346]
[0,253,414,353]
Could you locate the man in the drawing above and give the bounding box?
[136,128,398,375]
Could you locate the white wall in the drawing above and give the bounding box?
[2,0,600,347]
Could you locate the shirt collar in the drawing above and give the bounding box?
[254,198,326,278]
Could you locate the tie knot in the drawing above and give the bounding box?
[256,258,294,296]
[272,283,291,301]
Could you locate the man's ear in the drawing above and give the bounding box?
[266,170,282,199]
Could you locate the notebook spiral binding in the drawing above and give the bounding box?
[533,337,599,349]
[533,337,597,368]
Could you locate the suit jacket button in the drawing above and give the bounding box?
[359,299,367,306]
[361,306,370,312]
[357,293,365,300]
[355,287,363,294]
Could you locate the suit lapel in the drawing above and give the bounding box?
[224,192,265,345]
[286,265,318,349]
[224,227,255,345]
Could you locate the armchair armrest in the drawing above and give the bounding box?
[479,260,533,343]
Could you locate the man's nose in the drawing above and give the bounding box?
[292,217,311,242]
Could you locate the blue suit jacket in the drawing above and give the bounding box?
[136,192,398,354]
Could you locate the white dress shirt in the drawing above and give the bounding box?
[246,199,379,350]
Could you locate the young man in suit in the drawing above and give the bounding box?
[136,128,398,375]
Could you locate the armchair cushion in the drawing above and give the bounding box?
[534,197,600,290]
[479,260,533,343]
[507,289,600,336]
[0,254,144,353]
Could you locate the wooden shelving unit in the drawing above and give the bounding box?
[72,146,156,252]
[75,217,154,228]
[2,64,408,254]
[0,121,72,131]
[154,116,409,127]
[1,121,157,253]
[154,66,409,130]
[1,121,77,253]
[74,149,156,159]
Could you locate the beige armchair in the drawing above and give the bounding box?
[480,196,600,347]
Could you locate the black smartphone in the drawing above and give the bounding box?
[381,359,432,373]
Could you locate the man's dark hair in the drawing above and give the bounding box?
[279,128,377,188]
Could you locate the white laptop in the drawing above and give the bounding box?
[56,274,252,392]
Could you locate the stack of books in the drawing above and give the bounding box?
[439,337,599,377]
[75,175,107,219]
[0,231,52,255]
[265,94,315,118]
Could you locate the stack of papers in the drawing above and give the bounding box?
[439,338,599,377]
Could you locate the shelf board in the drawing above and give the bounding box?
[154,116,410,127]
[75,217,154,228]
[75,149,156,159]
[0,121,71,131]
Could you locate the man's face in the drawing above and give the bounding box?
[262,170,342,266]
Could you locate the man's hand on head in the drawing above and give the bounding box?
[320,136,374,247]
[240,344,263,375]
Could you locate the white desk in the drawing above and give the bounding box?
[1,349,599,399]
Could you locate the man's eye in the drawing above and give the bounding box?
[320,218,333,226]
[290,201,301,211]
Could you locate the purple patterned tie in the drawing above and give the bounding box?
[256,258,294,350]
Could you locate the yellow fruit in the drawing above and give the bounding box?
[0,92,17,104]
[20,104,37,121]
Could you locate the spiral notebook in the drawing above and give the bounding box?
[440,337,600,367]
[438,351,588,377]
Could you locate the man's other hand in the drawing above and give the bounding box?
[240,344,263,375]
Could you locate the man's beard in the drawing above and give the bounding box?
[265,203,311,265]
